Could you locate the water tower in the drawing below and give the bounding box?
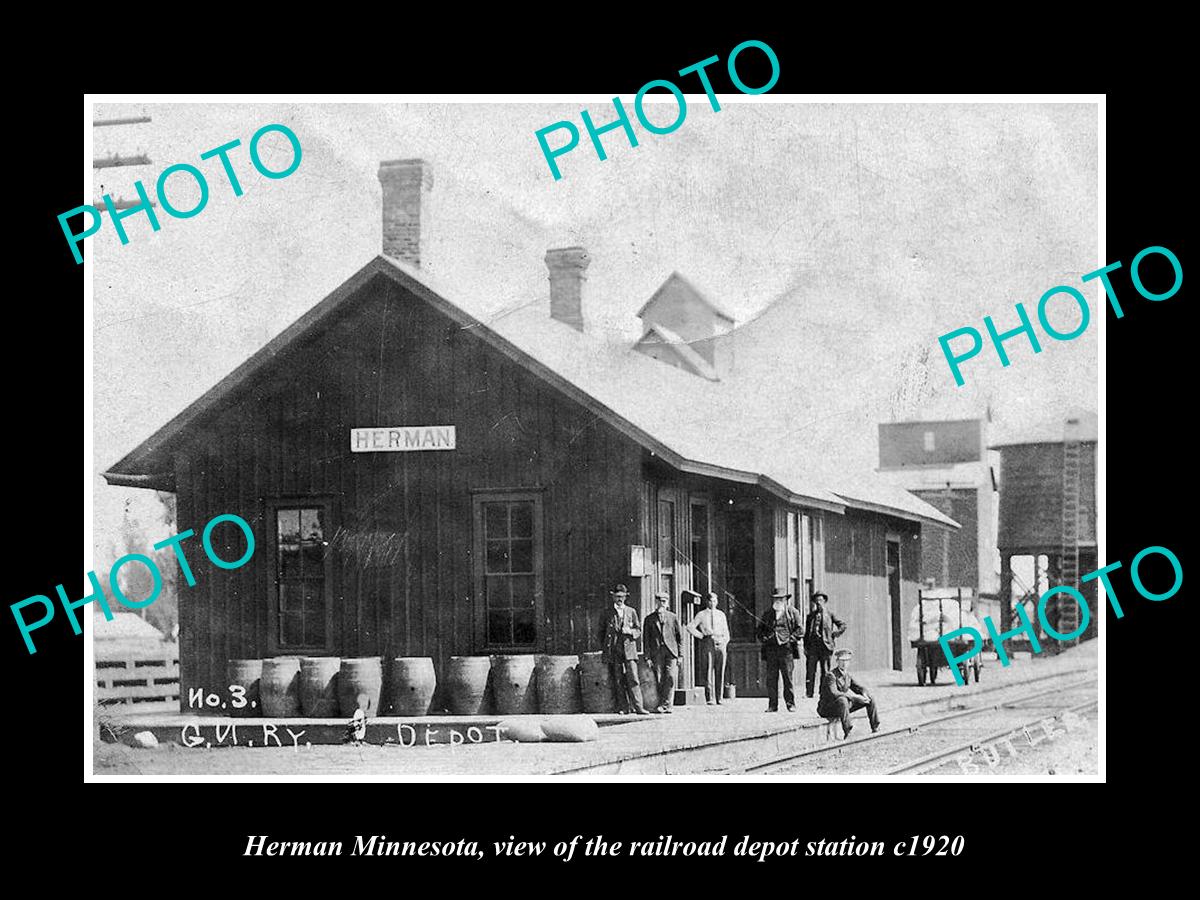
[993,411,1098,647]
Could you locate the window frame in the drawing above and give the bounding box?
[263,496,337,656]
[472,490,545,653]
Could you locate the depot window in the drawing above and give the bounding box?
[473,491,545,650]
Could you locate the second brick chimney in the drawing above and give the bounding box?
[545,247,590,331]
[378,159,432,267]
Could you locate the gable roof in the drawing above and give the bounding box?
[633,323,721,381]
[635,271,737,323]
[104,255,958,530]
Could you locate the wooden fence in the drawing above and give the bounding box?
[95,639,180,706]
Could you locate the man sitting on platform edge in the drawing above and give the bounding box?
[817,648,880,737]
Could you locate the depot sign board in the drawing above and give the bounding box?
[350,426,456,452]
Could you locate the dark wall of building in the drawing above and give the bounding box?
[912,488,979,590]
[822,509,923,672]
[172,274,645,702]
[997,442,1097,550]
[879,420,981,468]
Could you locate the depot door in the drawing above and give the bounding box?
[887,540,903,670]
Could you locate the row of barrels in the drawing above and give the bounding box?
[224,652,663,718]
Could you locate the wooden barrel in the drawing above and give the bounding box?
[338,657,383,716]
[638,655,659,711]
[386,657,437,716]
[260,657,301,717]
[492,654,537,715]
[300,657,341,717]
[579,651,615,713]
[226,659,262,718]
[444,656,491,715]
[536,654,582,714]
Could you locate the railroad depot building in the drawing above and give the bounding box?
[104,158,958,704]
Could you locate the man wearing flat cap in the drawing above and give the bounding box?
[804,591,846,698]
[818,648,880,737]
[600,584,649,715]
[643,592,684,713]
[757,588,804,712]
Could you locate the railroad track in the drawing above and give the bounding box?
[548,666,1096,776]
[738,678,1097,776]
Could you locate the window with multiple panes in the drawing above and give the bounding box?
[475,493,543,649]
[273,505,331,650]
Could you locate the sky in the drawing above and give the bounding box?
[90,99,1098,560]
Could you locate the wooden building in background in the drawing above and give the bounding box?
[104,159,957,704]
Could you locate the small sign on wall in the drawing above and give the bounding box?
[350,426,456,452]
[629,545,649,577]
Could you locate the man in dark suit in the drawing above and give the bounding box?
[600,584,649,715]
[757,588,804,712]
[817,648,880,737]
[643,591,684,714]
[804,591,846,698]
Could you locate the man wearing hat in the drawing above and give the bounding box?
[818,648,880,737]
[804,591,847,698]
[757,588,804,712]
[600,584,649,715]
[643,592,685,713]
[688,592,731,704]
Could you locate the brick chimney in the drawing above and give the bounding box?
[378,159,432,267]
[544,247,590,331]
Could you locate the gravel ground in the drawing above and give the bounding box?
[921,705,1098,777]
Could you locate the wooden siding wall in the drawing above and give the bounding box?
[820,509,923,673]
[998,442,1097,550]
[912,487,979,591]
[173,275,645,703]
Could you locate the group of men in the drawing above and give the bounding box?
[600,583,880,736]
[601,584,730,714]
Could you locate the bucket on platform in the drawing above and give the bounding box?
[535,654,582,714]
[724,683,736,700]
[300,657,341,717]
[492,654,537,715]
[338,657,383,716]
[260,657,301,717]
[226,659,262,718]
[579,651,615,714]
[444,656,491,715]
[387,657,437,716]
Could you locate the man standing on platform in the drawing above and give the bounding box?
[600,584,649,715]
[803,591,846,698]
[688,592,730,704]
[643,592,684,714]
[818,648,880,737]
[757,588,803,712]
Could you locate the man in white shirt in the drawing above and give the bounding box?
[687,592,730,705]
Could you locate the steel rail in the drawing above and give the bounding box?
[739,677,1095,774]
[885,697,1098,775]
